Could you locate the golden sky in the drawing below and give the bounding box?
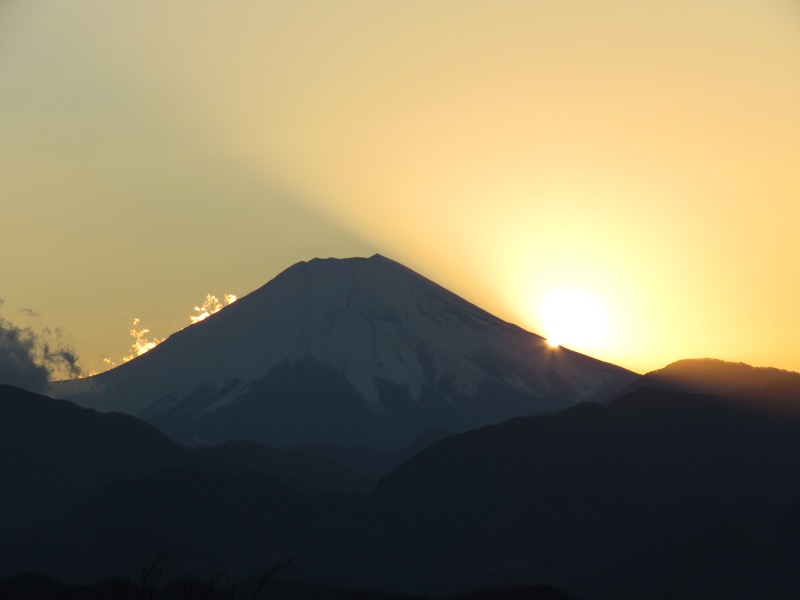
[2,0,799,375]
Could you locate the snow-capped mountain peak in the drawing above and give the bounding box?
[54,255,636,448]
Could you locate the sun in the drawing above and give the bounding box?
[540,289,611,351]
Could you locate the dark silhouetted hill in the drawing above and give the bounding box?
[636,358,797,395]
[728,373,800,413]
[6,381,800,599]
[294,428,453,482]
[0,573,577,600]
[0,465,339,584]
[0,383,382,539]
[367,385,800,597]
[0,383,182,535]
[186,440,372,495]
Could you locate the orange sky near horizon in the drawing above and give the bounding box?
[1,0,799,376]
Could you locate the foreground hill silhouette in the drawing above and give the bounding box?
[0,384,377,536]
[0,573,577,600]
[53,255,635,449]
[5,376,800,599]
[0,384,181,535]
[368,383,800,597]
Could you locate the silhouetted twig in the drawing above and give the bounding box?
[138,553,167,600]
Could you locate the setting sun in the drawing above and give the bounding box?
[541,289,611,351]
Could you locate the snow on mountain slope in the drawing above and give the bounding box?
[54,255,637,448]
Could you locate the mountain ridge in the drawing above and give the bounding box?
[7,379,800,598]
[0,384,377,537]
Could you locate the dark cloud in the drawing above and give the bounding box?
[0,304,83,393]
[0,322,50,392]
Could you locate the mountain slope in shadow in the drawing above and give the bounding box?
[366,384,800,597]
[0,384,183,535]
[6,377,800,599]
[0,384,373,538]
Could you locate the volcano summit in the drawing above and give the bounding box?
[55,255,635,448]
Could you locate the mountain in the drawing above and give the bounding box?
[186,440,372,496]
[54,255,636,449]
[0,384,183,535]
[729,374,800,412]
[0,465,334,586]
[0,384,375,537]
[622,357,799,396]
[8,383,800,598]
[293,428,453,482]
[362,384,800,598]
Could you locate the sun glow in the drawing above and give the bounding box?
[190,293,237,324]
[97,292,238,372]
[121,318,163,363]
[541,289,611,351]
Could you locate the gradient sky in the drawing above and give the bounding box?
[2,0,799,376]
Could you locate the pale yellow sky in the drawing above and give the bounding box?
[2,0,799,375]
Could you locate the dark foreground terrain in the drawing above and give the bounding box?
[3,362,800,599]
[0,573,576,600]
